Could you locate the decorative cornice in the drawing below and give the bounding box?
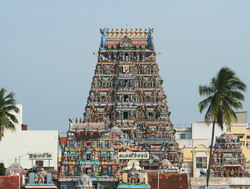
[100,28,154,39]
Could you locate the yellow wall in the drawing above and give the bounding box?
[242,146,250,162]
[231,124,250,161]
[231,125,247,146]
[182,147,192,163]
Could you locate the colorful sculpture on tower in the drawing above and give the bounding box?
[210,132,247,177]
[5,161,25,176]
[75,174,93,189]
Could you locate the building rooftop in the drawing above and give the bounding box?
[147,173,189,189]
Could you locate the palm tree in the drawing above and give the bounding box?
[198,67,246,188]
[0,88,19,140]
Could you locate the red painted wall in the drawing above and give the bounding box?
[148,173,189,189]
[0,176,20,189]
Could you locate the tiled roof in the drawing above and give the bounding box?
[148,173,189,189]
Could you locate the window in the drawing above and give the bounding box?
[97,140,101,147]
[98,166,102,175]
[68,140,73,147]
[196,157,207,168]
[35,161,44,167]
[180,134,186,139]
[108,166,112,175]
[247,141,250,147]
[105,140,109,148]
[124,95,129,102]
[124,80,128,85]
[146,96,150,102]
[74,166,79,175]
[123,112,129,119]
[156,112,160,119]
[148,112,153,118]
[125,53,129,61]
[65,165,68,174]
[77,141,80,147]
[101,95,106,102]
[61,186,67,189]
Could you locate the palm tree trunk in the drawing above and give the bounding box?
[206,120,216,188]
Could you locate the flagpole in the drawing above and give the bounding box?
[158,169,159,189]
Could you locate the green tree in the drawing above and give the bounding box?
[0,162,6,175]
[0,88,19,140]
[198,67,246,188]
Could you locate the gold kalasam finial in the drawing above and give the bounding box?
[120,28,124,37]
[135,28,139,37]
[130,28,133,37]
[106,28,110,37]
[139,28,143,38]
[116,28,119,37]
[104,28,150,38]
[125,28,129,36]
[144,28,148,36]
[111,28,115,37]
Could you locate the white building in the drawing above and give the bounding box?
[175,124,192,148]
[0,105,59,170]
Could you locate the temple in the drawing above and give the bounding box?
[25,168,57,189]
[210,132,247,177]
[117,160,150,189]
[59,28,182,189]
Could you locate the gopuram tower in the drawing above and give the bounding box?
[210,133,247,177]
[59,28,182,188]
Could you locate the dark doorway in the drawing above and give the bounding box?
[124,95,129,102]
[123,112,129,119]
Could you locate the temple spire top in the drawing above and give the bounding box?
[100,28,153,39]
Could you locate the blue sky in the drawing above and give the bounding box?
[1,0,250,132]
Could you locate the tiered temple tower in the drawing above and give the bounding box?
[84,28,182,168]
[59,28,182,188]
[210,132,247,177]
